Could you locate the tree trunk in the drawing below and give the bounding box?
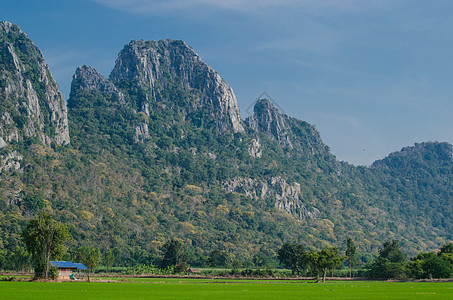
[323,269,327,283]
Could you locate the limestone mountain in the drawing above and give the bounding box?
[370,142,453,239]
[0,21,69,171]
[70,65,124,104]
[246,98,294,149]
[246,98,333,160]
[110,39,244,134]
[67,64,139,150]
[0,22,452,268]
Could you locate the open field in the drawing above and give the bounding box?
[1,278,453,299]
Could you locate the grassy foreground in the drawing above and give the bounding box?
[1,279,452,299]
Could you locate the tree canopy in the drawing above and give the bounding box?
[277,243,306,275]
[345,238,358,278]
[22,211,71,279]
[159,239,187,271]
[306,247,344,283]
[369,240,408,279]
[76,245,101,282]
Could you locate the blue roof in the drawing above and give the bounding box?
[51,261,88,270]
[73,263,88,270]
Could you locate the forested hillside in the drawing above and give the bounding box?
[0,22,451,268]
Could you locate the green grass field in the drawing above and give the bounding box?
[1,279,452,299]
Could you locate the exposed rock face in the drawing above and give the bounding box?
[69,65,149,141]
[246,99,332,160]
[110,39,244,134]
[71,65,125,103]
[134,122,149,141]
[246,99,293,149]
[0,21,70,151]
[223,177,320,220]
[0,151,23,172]
[248,138,262,158]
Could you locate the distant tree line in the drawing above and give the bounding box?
[0,212,452,281]
[277,243,344,282]
[369,240,453,279]
[277,239,453,281]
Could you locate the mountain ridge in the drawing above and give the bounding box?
[0,22,452,267]
[110,39,244,134]
[0,21,69,172]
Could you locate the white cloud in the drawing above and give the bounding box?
[91,0,392,14]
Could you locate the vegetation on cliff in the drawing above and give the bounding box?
[0,22,452,271]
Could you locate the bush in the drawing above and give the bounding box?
[50,266,58,280]
[174,262,189,274]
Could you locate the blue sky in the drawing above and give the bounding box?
[2,0,453,165]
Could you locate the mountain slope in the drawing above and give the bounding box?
[0,23,452,268]
[0,21,69,174]
[110,39,244,134]
[370,142,453,241]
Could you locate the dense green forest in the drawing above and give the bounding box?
[8,211,453,280]
[0,22,452,271]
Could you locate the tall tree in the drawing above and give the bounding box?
[103,250,115,272]
[277,243,306,275]
[76,245,101,282]
[159,239,187,270]
[409,252,452,279]
[77,246,101,281]
[22,211,71,279]
[438,242,453,273]
[345,238,357,278]
[306,247,344,283]
[207,249,231,267]
[10,246,32,272]
[439,243,453,254]
[369,239,408,279]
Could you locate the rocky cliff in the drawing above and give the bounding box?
[0,22,69,170]
[70,65,125,104]
[110,39,244,134]
[1,22,452,260]
[223,176,320,220]
[246,99,294,149]
[246,98,332,160]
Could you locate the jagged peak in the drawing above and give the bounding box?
[254,98,280,113]
[246,98,332,159]
[0,21,25,35]
[125,39,194,53]
[110,38,244,133]
[246,98,293,148]
[252,98,287,122]
[0,22,43,70]
[72,64,102,84]
[110,39,202,86]
[70,65,124,104]
[0,21,70,147]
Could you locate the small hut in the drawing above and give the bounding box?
[51,261,88,280]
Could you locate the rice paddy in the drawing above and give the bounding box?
[1,278,452,299]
